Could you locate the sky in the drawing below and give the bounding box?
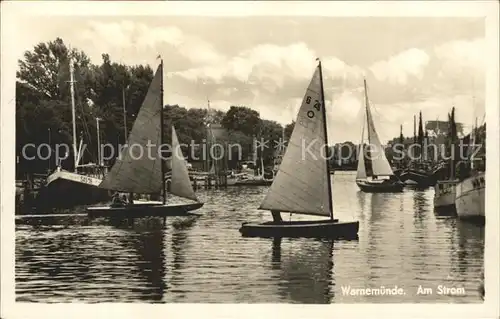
[11,15,485,143]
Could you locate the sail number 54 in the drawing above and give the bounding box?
[305,96,321,118]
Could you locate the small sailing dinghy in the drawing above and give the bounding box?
[86,60,203,219]
[239,60,359,239]
[355,79,404,193]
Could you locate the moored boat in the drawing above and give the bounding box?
[399,165,435,188]
[239,60,359,239]
[455,171,485,222]
[36,58,109,211]
[454,115,485,223]
[434,180,458,210]
[434,107,459,212]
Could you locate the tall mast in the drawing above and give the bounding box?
[159,58,166,205]
[413,115,416,143]
[469,94,477,171]
[471,116,478,171]
[317,59,334,220]
[363,78,373,176]
[69,56,78,172]
[122,86,128,143]
[206,98,214,174]
[281,125,285,154]
[363,79,371,145]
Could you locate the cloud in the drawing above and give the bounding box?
[369,48,430,85]
[434,37,485,74]
[80,20,224,67]
[15,18,485,143]
[176,42,365,88]
[433,37,485,93]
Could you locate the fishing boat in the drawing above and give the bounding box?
[399,164,435,187]
[399,113,436,187]
[455,119,485,223]
[86,59,203,219]
[456,171,485,222]
[239,60,359,239]
[434,107,458,211]
[36,57,109,211]
[355,79,404,193]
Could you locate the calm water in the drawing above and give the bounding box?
[15,172,484,303]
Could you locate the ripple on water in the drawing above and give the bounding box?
[16,173,484,303]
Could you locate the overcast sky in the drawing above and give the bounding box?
[12,14,485,143]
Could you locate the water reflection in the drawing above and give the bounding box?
[123,222,167,302]
[15,172,485,303]
[271,238,334,303]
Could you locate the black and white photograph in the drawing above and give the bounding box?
[1,1,499,318]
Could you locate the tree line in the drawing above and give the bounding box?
[15,38,295,176]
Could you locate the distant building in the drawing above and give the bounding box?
[425,120,464,137]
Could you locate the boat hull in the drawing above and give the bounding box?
[455,173,485,223]
[399,169,435,187]
[356,180,404,193]
[433,180,457,210]
[36,170,109,211]
[86,202,204,218]
[239,219,359,239]
[234,179,273,186]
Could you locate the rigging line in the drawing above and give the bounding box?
[75,87,92,145]
[364,92,394,143]
[74,81,97,162]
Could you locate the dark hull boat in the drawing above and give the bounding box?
[234,179,273,186]
[399,168,435,187]
[239,61,359,240]
[356,180,404,193]
[36,170,109,211]
[240,219,359,239]
[34,57,111,212]
[86,60,203,219]
[87,202,203,219]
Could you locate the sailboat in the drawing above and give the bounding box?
[355,79,404,193]
[86,59,203,218]
[36,57,109,211]
[239,60,359,239]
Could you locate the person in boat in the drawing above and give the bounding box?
[128,193,134,205]
[110,192,126,208]
[271,210,282,223]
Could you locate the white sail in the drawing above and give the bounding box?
[259,66,331,217]
[363,79,394,177]
[99,65,163,193]
[170,126,198,202]
[356,117,367,180]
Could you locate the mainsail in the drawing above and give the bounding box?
[170,126,199,202]
[99,65,163,194]
[363,79,394,177]
[259,65,331,217]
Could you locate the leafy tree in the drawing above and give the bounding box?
[258,119,283,164]
[221,106,261,137]
[284,121,295,140]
